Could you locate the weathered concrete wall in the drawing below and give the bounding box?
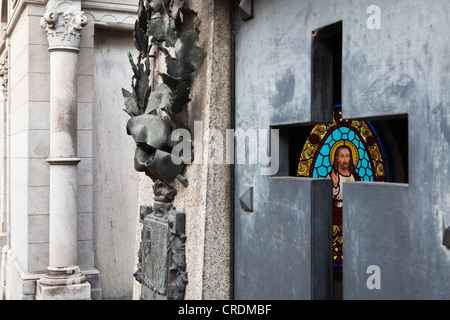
[172,0,233,300]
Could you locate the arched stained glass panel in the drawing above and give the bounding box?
[297,105,389,269]
[297,105,388,183]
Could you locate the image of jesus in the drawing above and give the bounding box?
[327,145,361,269]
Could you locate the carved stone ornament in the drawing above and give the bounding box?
[40,9,87,51]
[0,50,8,96]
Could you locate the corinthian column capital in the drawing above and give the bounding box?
[40,9,87,52]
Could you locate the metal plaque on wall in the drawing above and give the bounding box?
[141,215,169,296]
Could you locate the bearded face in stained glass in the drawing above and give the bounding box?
[297,105,388,182]
[297,105,388,268]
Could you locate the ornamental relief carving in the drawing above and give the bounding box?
[40,9,87,50]
[0,50,8,96]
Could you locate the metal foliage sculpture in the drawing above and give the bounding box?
[125,0,201,300]
[123,0,202,191]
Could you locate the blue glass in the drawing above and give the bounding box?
[312,126,374,181]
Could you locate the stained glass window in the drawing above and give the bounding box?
[297,105,389,269]
[298,105,388,183]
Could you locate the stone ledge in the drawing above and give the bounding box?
[36,280,91,300]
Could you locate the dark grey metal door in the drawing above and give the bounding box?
[234,178,332,299]
[233,0,334,299]
[234,0,450,300]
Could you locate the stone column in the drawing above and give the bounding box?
[36,9,90,300]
